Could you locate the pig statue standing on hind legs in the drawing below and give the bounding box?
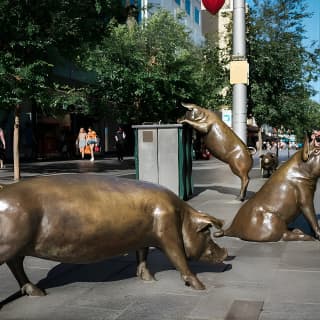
[215,135,320,242]
[178,102,254,201]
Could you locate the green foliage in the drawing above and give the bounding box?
[0,0,123,114]
[81,10,228,124]
[0,2,227,123]
[195,37,230,108]
[248,0,320,135]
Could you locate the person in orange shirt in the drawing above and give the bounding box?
[86,127,97,161]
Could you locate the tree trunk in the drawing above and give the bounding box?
[258,128,263,156]
[13,105,20,181]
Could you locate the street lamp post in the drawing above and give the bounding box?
[231,0,248,144]
[203,0,248,144]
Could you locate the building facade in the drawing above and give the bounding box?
[201,0,232,52]
[125,0,204,45]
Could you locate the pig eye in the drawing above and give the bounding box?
[314,148,320,156]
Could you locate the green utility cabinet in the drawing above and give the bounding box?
[132,124,193,200]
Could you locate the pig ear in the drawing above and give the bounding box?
[181,102,194,110]
[195,214,224,232]
[302,134,310,162]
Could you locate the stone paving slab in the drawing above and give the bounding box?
[260,302,320,320]
[225,300,263,320]
[279,242,320,270]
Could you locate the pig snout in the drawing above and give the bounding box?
[200,241,228,263]
[261,153,278,170]
[263,157,271,164]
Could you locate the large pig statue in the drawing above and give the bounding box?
[178,102,253,201]
[215,136,320,241]
[0,174,228,297]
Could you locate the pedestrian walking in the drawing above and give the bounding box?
[76,128,87,159]
[87,127,97,161]
[115,127,126,161]
[0,128,6,169]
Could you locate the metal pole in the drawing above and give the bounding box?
[232,0,247,144]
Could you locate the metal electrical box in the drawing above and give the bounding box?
[132,124,193,200]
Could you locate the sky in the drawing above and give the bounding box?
[303,0,320,102]
[246,0,320,102]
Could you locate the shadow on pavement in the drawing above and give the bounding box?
[19,159,136,175]
[0,250,232,308]
[36,250,232,290]
[192,186,256,199]
[0,291,24,310]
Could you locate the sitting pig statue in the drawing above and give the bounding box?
[260,152,278,177]
[215,136,320,241]
[178,102,253,201]
[0,174,228,297]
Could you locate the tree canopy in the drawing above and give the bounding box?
[247,0,320,138]
[0,0,125,114]
[80,10,228,124]
[0,2,227,123]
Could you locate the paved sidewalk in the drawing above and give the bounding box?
[0,155,320,319]
[0,157,137,185]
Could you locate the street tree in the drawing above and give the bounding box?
[195,35,230,109]
[247,0,320,139]
[0,0,124,179]
[81,10,227,124]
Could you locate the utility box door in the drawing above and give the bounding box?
[133,124,193,199]
[158,128,179,195]
[137,129,158,184]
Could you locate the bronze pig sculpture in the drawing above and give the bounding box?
[178,102,253,201]
[215,136,320,241]
[260,152,278,177]
[0,174,228,297]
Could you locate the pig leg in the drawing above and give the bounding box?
[158,234,205,290]
[301,205,320,239]
[162,246,205,290]
[238,174,249,201]
[282,229,315,241]
[228,161,250,201]
[178,119,208,134]
[136,248,155,281]
[6,256,46,296]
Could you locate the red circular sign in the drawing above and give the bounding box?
[202,0,225,15]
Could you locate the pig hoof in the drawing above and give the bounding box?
[314,229,320,240]
[214,230,224,238]
[137,268,155,281]
[21,283,46,296]
[184,276,206,290]
[141,271,155,281]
